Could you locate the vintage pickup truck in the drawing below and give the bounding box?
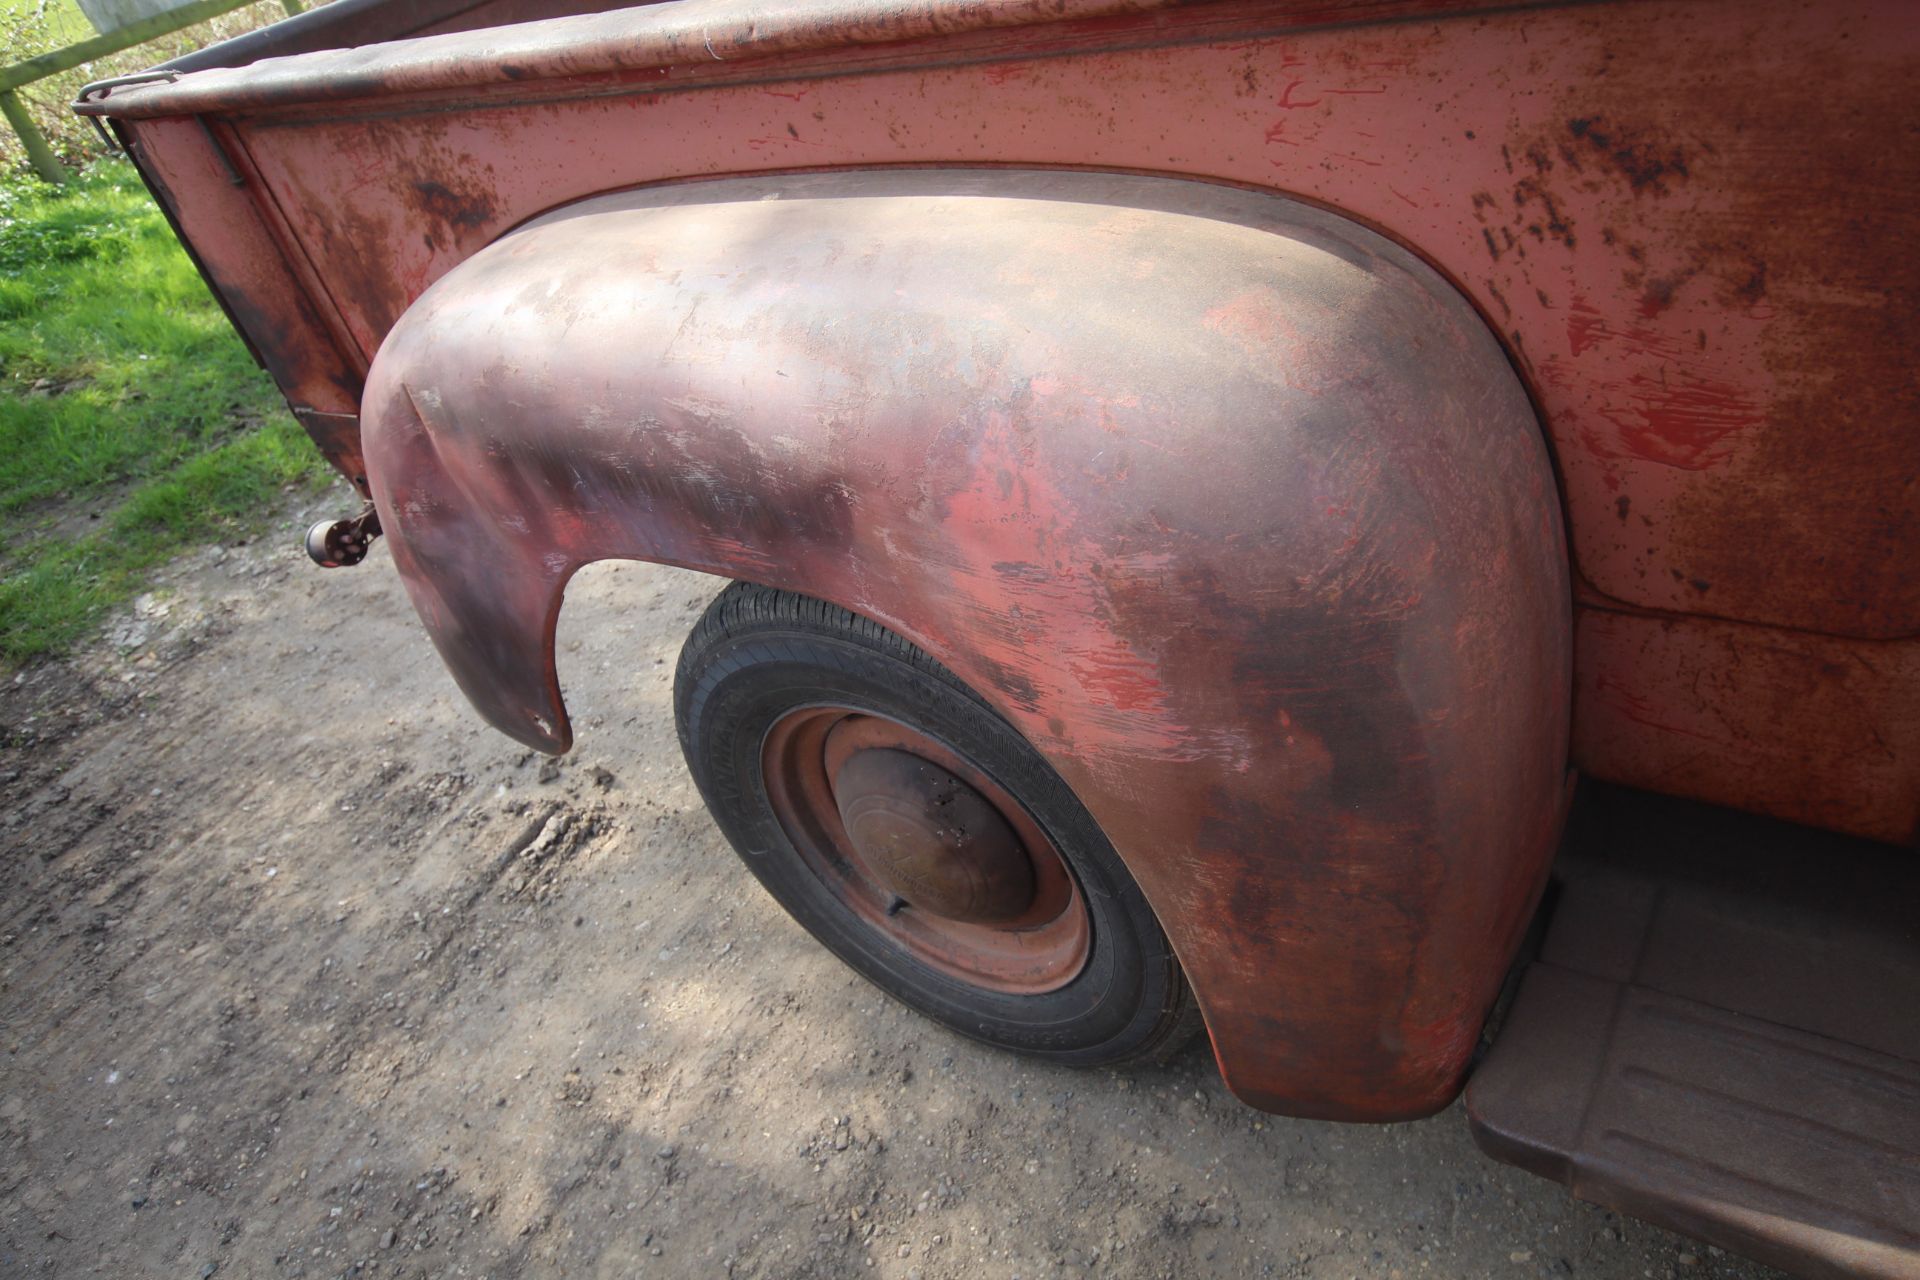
[75,0,1917,1275]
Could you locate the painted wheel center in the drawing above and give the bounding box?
[831,748,1034,923]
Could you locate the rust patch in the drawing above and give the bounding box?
[412,179,496,231]
[1511,143,1576,250]
[1565,116,1691,196]
[1635,267,1697,319]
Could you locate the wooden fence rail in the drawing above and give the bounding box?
[2,0,301,183]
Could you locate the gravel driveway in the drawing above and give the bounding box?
[0,502,1780,1279]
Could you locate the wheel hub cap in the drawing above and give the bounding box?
[831,748,1035,923]
[759,708,1090,993]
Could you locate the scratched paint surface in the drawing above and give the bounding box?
[361,172,1571,1119]
[100,0,1920,840]
[1573,609,1920,843]
[143,0,1918,640]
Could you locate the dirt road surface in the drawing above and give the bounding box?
[1,497,1781,1279]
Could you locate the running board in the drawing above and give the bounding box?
[1467,786,1920,1280]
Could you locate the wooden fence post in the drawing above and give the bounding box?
[0,89,66,185]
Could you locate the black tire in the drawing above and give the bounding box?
[674,582,1201,1067]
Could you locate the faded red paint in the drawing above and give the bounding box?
[75,0,1920,1113]
[1597,373,1763,473]
[89,0,1920,638]
[1557,296,1766,471]
[1573,603,1920,844]
[355,172,1571,1121]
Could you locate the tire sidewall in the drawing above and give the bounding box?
[677,625,1182,1066]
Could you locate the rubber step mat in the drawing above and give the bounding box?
[1466,786,1920,1280]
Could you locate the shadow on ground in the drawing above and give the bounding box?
[0,535,1777,1278]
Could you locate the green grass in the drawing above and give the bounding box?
[0,0,93,54]
[0,159,332,663]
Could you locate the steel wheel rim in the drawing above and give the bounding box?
[761,706,1091,994]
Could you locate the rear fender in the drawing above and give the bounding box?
[362,170,1571,1120]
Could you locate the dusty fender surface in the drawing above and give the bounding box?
[363,171,1570,1120]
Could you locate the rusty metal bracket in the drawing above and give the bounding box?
[75,68,182,103]
[74,71,179,153]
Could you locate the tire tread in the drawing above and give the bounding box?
[677,581,1201,1069]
